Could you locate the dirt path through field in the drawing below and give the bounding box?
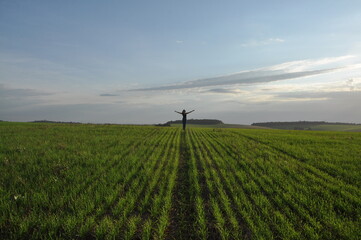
[167,130,196,239]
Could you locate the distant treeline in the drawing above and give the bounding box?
[30,120,81,124]
[252,121,361,128]
[158,119,223,126]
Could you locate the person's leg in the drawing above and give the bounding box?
[183,120,186,130]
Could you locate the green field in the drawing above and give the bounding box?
[172,122,361,132]
[1,122,360,239]
[251,122,361,132]
[170,123,268,129]
[310,124,361,132]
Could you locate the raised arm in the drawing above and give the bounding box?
[186,110,195,114]
[175,111,182,114]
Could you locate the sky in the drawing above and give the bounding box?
[1,0,361,124]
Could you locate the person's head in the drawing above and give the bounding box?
[182,109,186,114]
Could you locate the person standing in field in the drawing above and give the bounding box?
[175,109,195,130]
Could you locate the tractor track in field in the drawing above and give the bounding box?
[167,130,197,239]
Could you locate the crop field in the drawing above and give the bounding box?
[310,124,361,132]
[0,122,360,239]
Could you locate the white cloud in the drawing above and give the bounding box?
[132,55,359,91]
[2,53,361,124]
[265,55,355,72]
[268,38,285,43]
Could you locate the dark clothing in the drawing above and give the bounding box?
[182,114,186,130]
[176,110,194,130]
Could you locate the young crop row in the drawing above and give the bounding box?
[1,122,360,239]
[0,123,181,239]
[236,129,361,186]
[184,128,360,239]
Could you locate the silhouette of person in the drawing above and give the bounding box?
[175,109,195,130]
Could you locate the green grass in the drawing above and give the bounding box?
[1,122,360,239]
[172,122,361,131]
[252,122,361,132]
[311,124,361,132]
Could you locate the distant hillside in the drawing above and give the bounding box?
[159,119,268,129]
[252,121,361,131]
[166,119,224,125]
